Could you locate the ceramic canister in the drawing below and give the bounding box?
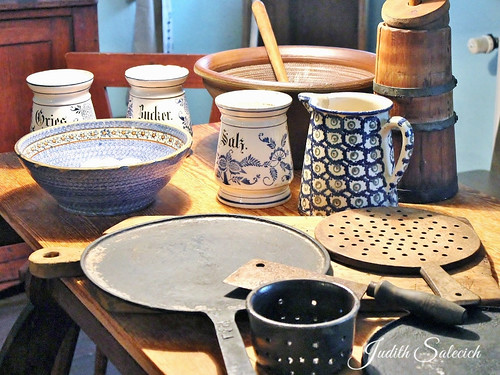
[214,89,294,208]
[125,64,192,135]
[26,69,96,132]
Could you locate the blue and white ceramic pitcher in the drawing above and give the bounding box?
[298,92,414,215]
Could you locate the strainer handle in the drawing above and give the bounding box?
[206,309,256,375]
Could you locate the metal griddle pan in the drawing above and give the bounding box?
[78,214,331,375]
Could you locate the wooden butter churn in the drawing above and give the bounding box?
[374,0,458,203]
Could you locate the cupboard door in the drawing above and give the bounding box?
[0,17,73,151]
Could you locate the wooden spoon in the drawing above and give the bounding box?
[251,0,289,82]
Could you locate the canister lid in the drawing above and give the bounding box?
[215,89,292,112]
[26,69,94,94]
[125,64,189,88]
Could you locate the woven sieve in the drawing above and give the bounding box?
[223,62,374,86]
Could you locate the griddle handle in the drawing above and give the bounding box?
[367,280,467,325]
[206,310,256,375]
[28,247,84,279]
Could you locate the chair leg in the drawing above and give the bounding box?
[94,347,108,375]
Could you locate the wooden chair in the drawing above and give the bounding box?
[65,52,220,123]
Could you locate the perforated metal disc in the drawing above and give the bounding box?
[315,207,481,274]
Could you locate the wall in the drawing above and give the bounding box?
[97,0,500,173]
[448,2,499,172]
[97,0,243,127]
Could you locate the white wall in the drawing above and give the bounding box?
[97,0,243,125]
[97,0,500,173]
[449,2,499,172]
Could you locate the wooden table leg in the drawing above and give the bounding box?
[0,273,79,375]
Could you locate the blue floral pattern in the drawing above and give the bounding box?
[215,133,293,187]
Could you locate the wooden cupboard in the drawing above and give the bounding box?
[0,0,99,153]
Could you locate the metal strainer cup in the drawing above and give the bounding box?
[246,279,360,374]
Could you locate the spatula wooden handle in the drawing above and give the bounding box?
[252,0,289,82]
[367,280,467,325]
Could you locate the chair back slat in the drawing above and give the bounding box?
[65,52,220,122]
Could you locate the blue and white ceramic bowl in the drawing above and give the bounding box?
[15,118,192,216]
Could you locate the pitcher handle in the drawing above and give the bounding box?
[382,116,414,189]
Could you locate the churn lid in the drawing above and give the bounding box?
[382,0,450,29]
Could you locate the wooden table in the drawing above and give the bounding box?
[1,123,499,374]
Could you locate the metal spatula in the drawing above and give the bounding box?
[224,258,468,326]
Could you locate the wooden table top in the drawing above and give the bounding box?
[1,123,499,374]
